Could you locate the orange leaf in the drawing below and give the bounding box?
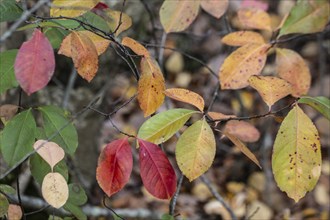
[224,120,260,143]
[164,88,205,112]
[221,31,265,47]
[200,0,228,19]
[70,31,99,82]
[276,48,311,97]
[122,37,150,57]
[248,75,293,110]
[138,57,165,117]
[238,8,272,31]
[219,43,270,90]
[224,132,261,168]
[208,112,236,120]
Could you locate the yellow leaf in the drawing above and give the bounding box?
[138,57,165,117]
[176,119,216,181]
[224,120,260,143]
[33,140,65,171]
[237,8,272,31]
[219,43,271,90]
[58,31,110,56]
[200,0,228,18]
[221,31,265,47]
[272,105,321,202]
[42,172,69,208]
[50,0,100,18]
[122,37,150,57]
[70,31,99,82]
[160,0,200,33]
[164,88,205,112]
[248,75,293,110]
[276,48,311,97]
[224,132,261,168]
[103,9,132,35]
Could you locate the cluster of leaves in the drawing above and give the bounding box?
[0,0,329,219]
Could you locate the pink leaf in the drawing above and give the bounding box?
[14,29,55,95]
[138,139,177,199]
[241,0,269,11]
[96,138,133,197]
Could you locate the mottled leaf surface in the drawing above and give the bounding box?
[221,31,265,47]
[164,88,205,112]
[238,8,272,31]
[42,172,69,208]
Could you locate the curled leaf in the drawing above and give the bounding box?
[164,88,205,112]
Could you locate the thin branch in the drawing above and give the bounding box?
[62,66,77,109]
[103,196,125,220]
[200,175,237,220]
[169,173,184,216]
[112,0,126,35]
[205,84,220,114]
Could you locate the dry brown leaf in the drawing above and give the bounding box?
[42,172,69,209]
[224,120,260,142]
[0,104,18,122]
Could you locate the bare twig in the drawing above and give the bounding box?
[169,173,184,216]
[112,0,126,35]
[62,66,77,109]
[103,196,125,220]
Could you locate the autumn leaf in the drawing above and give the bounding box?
[248,75,293,110]
[50,0,100,18]
[221,31,265,47]
[42,172,69,208]
[219,43,270,90]
[200,0,228,19]
[96,138,133,197]
[176,119,216,181]
[14,29,55,95]
[241,0,269,11]
[279,0,330,37]
[122,37,150,57]
[276,48,311,97]
[103,9,132,35]
[298,96,330,120]
[237,8,272,31]
[224,120,260,143]
[0,104,18,123]
[138,57,165,117]
[160,0,200,33]
[33,140,65,171]
[138,139,176,199]
[7,204,22,220]
[272,105,321,202]
[208,112,236,120]
[137,108,197,144]
[164,88,205,112]
[224,132,261,168]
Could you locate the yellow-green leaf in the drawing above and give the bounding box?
[276,48,311,97]
[248,75,293,110]
[103,9,132,35]
[298,96,330,120]
[279,0,330,37]
[272,105,321,202]
[200,0,228,19]
[224,132,261,168]
[160,0,200,33]
[137,108,197,144]
[138,57,165,117]
[219,43,270,90]
[50,0,100,18]
[221,31,265,47]
[164,88,205,112]
[176,119,216,181]
[122,37,150,57]
[237,8,272,31]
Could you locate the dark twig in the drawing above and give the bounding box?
[169,173,184,216]
[205,84,220,114]
[103,196,125,220]
[112,0,126,35]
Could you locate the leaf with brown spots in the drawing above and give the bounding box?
[272,105,321,202]
[248,75,293,110]
[224,132,261,169]
[237,8,272,31]
[276,48,311,97]
[164,88,205,112]
[200,0,228,19]
[138,57,165,117]
[219,43,270,90]
[160,0,200,33]
[221,31,265,47]
[122,37,150,57]
[224,120,260,143]
[50,0,100,18]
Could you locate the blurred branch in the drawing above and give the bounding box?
[169,173,184,216]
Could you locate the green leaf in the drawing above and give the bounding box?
[30,153,68,185]
[298,96,330,120]
[44,28,69,49]
[0,0,23,22]
[0,193,9,217]
[1,109,36,166]
[38,105,78,155]
[0,184,16,195]
[63,203,87,220]
[279,0,330,37]
[272,105,321,202]
[161,214,175,220]
[176,119,216,181]
[0,49,18,94]
[63,185,88,220]
[80,11,110,33]
[137,108,198,144]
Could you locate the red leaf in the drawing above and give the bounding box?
[138,139,177,199]
[14,29,55,95]
[92,2,109,14]
[96,138,133,197]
